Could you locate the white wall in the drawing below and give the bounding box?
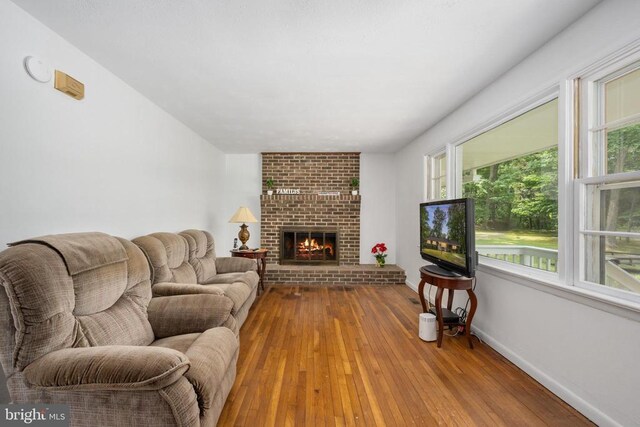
[0,0,227,249]
[0,0,229,401]
[360,154,396,264]
[222,154,262,252]
[222,153,398,264]
[395,1,640,425]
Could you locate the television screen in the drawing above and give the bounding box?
[420,198,475,277]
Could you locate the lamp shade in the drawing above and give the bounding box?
[228,206,258,223]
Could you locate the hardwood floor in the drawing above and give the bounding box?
[219,285,592,426]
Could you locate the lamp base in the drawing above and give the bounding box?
[238,223,250,250]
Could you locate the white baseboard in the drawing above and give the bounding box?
[471,326,620,427]
[405,279,418,292]
[407,278,619,425]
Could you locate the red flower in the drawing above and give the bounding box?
[371,243,388,255]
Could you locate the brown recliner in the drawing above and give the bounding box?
[0,232,238,426]
[133,230,258,329]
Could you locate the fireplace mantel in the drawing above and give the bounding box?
[260,194,361,201]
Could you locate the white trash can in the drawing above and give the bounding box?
[419,313,437,342]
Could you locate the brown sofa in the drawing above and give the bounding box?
[0,232,238,426]
[133,230,259,329]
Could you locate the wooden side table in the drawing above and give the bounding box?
[230,249,268,294]
[418,266,477,349]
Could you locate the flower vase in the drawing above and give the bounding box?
[371,243,388,268]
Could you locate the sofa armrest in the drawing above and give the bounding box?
[152,281,224,297]
[23,346,189,391]
[215,256,257,274]
[147,294,234,338]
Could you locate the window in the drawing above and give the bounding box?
[578,61,640,300]
[429,43,640,307]
[458,99,559,273]
[426,151,447,200]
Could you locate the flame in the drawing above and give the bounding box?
[297,238,333,256]
[325,243,334,256]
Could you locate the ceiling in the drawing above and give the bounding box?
[12,0,600,153]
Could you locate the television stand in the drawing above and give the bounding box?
[418,265,477,349]
[422,264,461,277]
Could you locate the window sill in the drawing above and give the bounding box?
[477,262,640,323]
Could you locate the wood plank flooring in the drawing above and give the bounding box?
[219,285,593,426]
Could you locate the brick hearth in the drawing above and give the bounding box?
[266,264,406,285]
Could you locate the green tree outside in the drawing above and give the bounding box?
[463,147,559,242]
[432,207,446,239]
[447,203,467,253]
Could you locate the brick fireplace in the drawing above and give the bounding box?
[260,152,406,285]
[260,152,361,265]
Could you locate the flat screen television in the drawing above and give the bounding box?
[420,198,476,277]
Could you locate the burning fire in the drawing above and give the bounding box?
[298,238,334,256]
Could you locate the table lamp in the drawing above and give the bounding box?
[229,206,258,250]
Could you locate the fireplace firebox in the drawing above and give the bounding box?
[280,227,339,265]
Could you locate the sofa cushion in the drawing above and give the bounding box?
[132,233,197,285]
[152,328,237,412]
[152,282,224,297]
[214,257,257,275]
[23,345,189,391]
[9,232,127,275]
[204,272,259,291]
[201,283,253,317]
[179,230,217,282]
[151,333,199,354]
[147,294,234,338]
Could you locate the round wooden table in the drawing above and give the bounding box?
[418,266,477,348]
[230,249,268,294]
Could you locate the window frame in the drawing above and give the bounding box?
[575,172,640,304]
[450,88,563,281]
[575,51,640,304]
[424,149,447,201]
